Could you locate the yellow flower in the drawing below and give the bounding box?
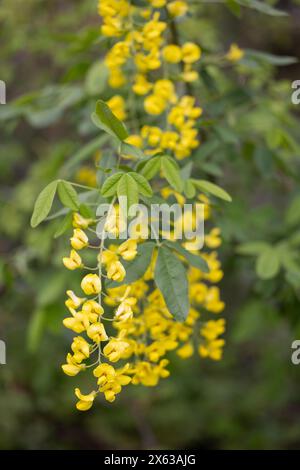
[62,250,83,270]
[115,296,137,322]
[199,339,225,361]
[125,135,143,148]
[176,342,194,359]
[135,51,161,72]
[205,227,222,248]
[75,388,97,411]
[75,166,97,188]
[107,260,126,282]
[65,290,85,311]
[87,322,108,343]
[71,336,90,359]
[182,64,199,82]
[93,363,116,386]
[146,339,177,362]
[63,315,86,334]
[200,319,226,341]
[82,300,103,320]
[149,0,166,7]
[106,95,127,121]
[100,249,119,266]
[153,79,176,102]
[167,1,188,17]
[141,125,162,146]
[73,213,93,229]
[108,67,126,88]
[62,354,86,376]
[132,359,170,386]
[99,381,122,403]
[118,239,138,261]
[162,44,182,63]
[70,229,88,250]
[81,274,102,295]
[132,74,153,95]
[226,43,244,62]
[205,287,225,313]
[181,42,201,64]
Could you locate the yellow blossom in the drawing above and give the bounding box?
[199,339,225,361]
[103,337,129,362]
[177,342,194,359]
[87,322,108,343]
[75,388,97,411]
[125,134,143,148]
[144,94,167,115]
[118,239,138,261]
[70,229,88,250]
[106,95,127,121]
[62,354,86,376]
[167,1,188,17]
[181,42,202,64]
[107,260,126,282]
[205,228,222,249]
[226,43,244,62]
[65,290,85,311]
[163,44,182,63]
[132,74,153,95]
[73,213,93,229]
[93,363,116,386]
[63,250,83,270]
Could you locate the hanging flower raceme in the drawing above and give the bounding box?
[31,0,230,412]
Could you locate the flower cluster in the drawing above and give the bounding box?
[60,0,228,411]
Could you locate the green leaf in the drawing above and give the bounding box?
[226,0,241,16]
[97,152,117,187]
[245,49,297,66]
[154,246,190,322]
[79,203,94,219]
[184,179,196,199]
[31,180,58,228]
[192,179,232,202]
[237,241,271,256]
[92,99,128,141]
[117,173,139,214]
[256,248,280,280]
[101,172,123,197]
[120,142,145,160]
[165,240,209,273]
[161,156,183,192]
[57,180,80,211]
[106,242,155,287]
[140,157,162,180]
[237,0,288,17]
[27,309,46,353]
[129,172,153,197]
[54,211,73,238]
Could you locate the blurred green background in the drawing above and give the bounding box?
[1,0,300,450]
